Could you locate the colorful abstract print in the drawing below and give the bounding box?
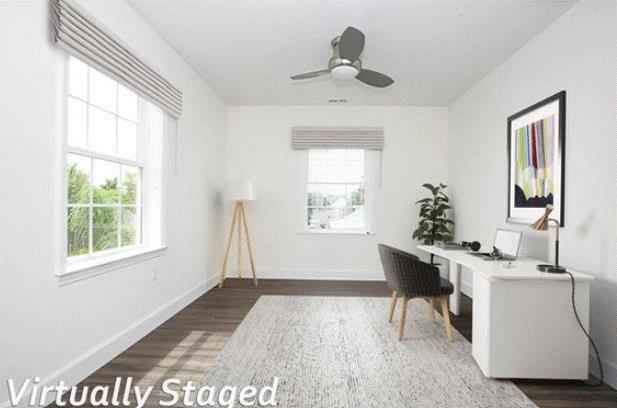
[514,115,555,208]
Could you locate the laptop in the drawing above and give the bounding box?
[470,228,522,261]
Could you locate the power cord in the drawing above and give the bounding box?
[565,271,604,387]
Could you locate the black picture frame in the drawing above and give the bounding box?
[507,91,566,226]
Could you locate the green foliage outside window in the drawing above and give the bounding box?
[67,163,138,257]
[351,187,364,206]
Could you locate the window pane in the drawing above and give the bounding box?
[308,184,329,205]
[345,160,364,183]
[308,208,324,229]
[308,207,335,229]
[67,97,88,148]
[120,165,140,205]
[68,57,88,99]
[67,207,89,256]
[329,206,364,229]
[309,160,346,183]
[118,84,138,121]
[308,149,329,160]
[326,183,346,196]
[121,207,140,246]
[345,149,364,161]
[306,149,366,230]
[117,118,137,160]
[92,207,118,252]
[307,190,324,206]
[67,154,91,204]
[346,184,364,206]
[92,160,119,204]
[330,184,365,229]
[89,68,117,112]
[306,182,365,230]
[88,106,116,155]
[66,58,149,260]
[326,149,346,160]
[328,184,347,212]
[308,160,328,183]
[307,183,325,194]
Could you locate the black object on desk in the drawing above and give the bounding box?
[438,241,481,252]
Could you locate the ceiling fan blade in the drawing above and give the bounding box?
[339,27,365,61]
[291,70,330,80]
[355,69,394,88]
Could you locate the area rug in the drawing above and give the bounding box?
[199,296,537,407]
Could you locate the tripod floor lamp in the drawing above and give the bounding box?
[219,180,258,288]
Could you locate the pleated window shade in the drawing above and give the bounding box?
[51,0,183,118]
[291,127,384,150]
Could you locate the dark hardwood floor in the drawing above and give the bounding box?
[69,279,615,408]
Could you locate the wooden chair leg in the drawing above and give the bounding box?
[398,296,410,341]
[388,290,398,322]
[429,297,435,323]
[439,296,453,342]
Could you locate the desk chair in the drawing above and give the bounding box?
[378,244,454,341]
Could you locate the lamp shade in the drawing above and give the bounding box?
[530,204,553,231]
[224,180,256,201]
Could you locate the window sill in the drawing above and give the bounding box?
[57,246,167,286]
[298,230,374,236]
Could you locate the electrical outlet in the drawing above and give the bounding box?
[152,266,158,282]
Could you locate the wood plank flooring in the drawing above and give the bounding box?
[66,279,615,408]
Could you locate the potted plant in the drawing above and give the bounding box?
[412,183,455,264]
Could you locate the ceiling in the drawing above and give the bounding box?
[128,0,577,106]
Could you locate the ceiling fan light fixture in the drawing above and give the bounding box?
[291,27,393,88]
[331,65,359,81]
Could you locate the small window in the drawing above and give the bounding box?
[66,57,143,259]
[306,149,370,232]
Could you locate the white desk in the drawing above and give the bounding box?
[418,245,593,380]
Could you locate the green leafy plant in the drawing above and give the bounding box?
[412,183,454,245]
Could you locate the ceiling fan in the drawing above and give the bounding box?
[291,27,394,88]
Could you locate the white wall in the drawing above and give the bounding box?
[224,106,449,279]
[447,1,617,386]
[0,1,226,405]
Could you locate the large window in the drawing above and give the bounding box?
[66,57,143,259]
[307,149,369,231]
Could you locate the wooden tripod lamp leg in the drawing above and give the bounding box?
[237,205,243,279]
[239,202,258,287]
[219,202,239,288]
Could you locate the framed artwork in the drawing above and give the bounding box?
[507,91,566,226]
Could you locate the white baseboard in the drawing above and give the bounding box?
[590,351,617,390]
[2,275,219,408]
[255,267,385,281]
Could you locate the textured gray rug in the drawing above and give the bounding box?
[200,296,537,407]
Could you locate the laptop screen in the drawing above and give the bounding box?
[494,229,522,258]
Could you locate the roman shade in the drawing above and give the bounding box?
[51,0,183,118]
[291,127,384,150]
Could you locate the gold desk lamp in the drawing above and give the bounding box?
[530,204,566,273]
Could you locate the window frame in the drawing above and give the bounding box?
[65,57,145,266]
[304,148,375,234]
